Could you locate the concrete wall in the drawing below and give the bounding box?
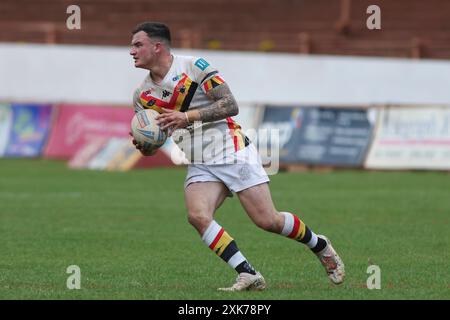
[1,43,449,106]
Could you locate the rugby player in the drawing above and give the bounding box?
[129,22,345,291]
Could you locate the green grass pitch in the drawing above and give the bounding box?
[0,159,449,299]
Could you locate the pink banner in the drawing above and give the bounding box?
[44,104,134,159]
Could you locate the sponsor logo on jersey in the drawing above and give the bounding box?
[194,58,210,71]
[172,74,184,81]
[162,90,171,98]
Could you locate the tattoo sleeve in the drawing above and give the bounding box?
[198,83,239,122]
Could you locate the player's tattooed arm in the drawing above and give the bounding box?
[196,83,238,122]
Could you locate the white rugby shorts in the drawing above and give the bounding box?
[184,143,270,194]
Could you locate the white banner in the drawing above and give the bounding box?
[0,104,12,156]
[233,103,262,132]
[365,106,450,170]
[3,43,450,105]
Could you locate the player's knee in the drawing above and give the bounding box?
[254,212,281,233]
[253,214,278,232]
[187,211,212,231]
[255,220,271,231]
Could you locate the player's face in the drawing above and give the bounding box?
[130,31,157,69]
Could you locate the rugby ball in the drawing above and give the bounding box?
[131,109,168,149]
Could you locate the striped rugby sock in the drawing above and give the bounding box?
[202,220,256,275]
[280,212,327,253]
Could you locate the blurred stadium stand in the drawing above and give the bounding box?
[1,0,450,59]
[1,0,450,170]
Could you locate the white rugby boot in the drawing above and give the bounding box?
[218,272,266,291]
[315,235,345,284]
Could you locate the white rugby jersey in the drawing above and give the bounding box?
[133,55,249,164]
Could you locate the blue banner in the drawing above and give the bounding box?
[258,106,303,161]
[260,106,375,167]
[4,104,53,157]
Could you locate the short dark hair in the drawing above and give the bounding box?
[132,22,171,45]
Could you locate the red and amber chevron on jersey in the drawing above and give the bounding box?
[202,75,224,92]
[139,73,198,113]
[226,117,249,152]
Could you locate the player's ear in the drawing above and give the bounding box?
[154,42,163,53]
